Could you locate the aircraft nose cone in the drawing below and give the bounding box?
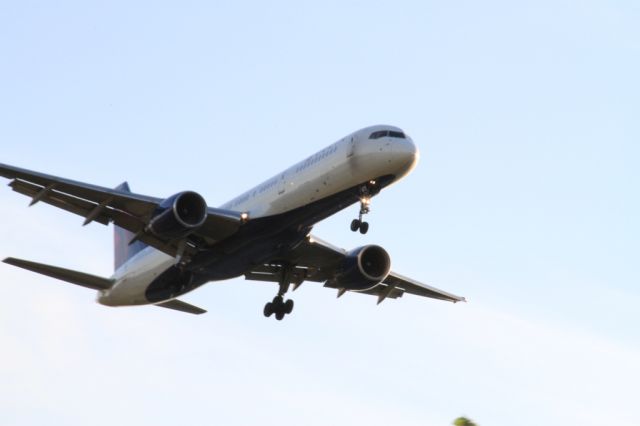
[395,137,419,169]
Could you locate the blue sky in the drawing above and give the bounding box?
[1,1,638,425]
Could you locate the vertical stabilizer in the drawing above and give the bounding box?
[113,182,147,271]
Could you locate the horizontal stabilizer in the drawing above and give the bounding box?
[3,257,114,291]
[156,299,207,315]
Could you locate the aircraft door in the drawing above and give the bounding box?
[278,172,286,195]
[347,136,355,158]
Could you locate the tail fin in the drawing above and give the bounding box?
[113,182,147,271]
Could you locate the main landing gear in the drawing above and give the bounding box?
[263,296,294,321]
[350,181,377,235]
[263,265,295,321]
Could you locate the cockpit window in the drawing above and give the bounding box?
[369,130,387,139]
[369,130,406,139]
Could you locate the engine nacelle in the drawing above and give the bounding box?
[332,245,391,291]
[147,191,207,239]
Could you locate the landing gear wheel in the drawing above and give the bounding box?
[285,299,294,314]
[263,302,274,317]
[359,221,369,234]
[264,265,296,321]
[351,182,377,234]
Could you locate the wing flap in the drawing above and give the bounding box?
[0,163,160,216]
[1,164,246,258]
[383,271,466,303]
[3,257,114,290]
[156,299,207,315]
[323,280,405,302]
[245,264,331,285]
[10,179,112,225]
[9,178,180,256]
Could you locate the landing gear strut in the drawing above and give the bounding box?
[263,265,295,321]
[351,182,376,234]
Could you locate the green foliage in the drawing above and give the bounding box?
[453,417,477,426]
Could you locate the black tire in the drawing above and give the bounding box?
[263,302,273,317]
[275,311,285,321]
[350,219,360,232]
[359,221,369,234]
[285,299,294,314]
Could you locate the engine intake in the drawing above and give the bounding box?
[147,191,207,239]
[332,245,391,291]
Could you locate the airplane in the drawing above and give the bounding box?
[0,125,465,320]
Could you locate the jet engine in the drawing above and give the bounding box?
[332,245,391,291]
[147,191,208,239]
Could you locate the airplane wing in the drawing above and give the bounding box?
[0,163,243,258]
[245,235,466,304]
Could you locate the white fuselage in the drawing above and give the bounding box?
[98,125,419,307]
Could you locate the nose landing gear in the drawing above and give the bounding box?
[350,181,377,234]
[350,202,370,235]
